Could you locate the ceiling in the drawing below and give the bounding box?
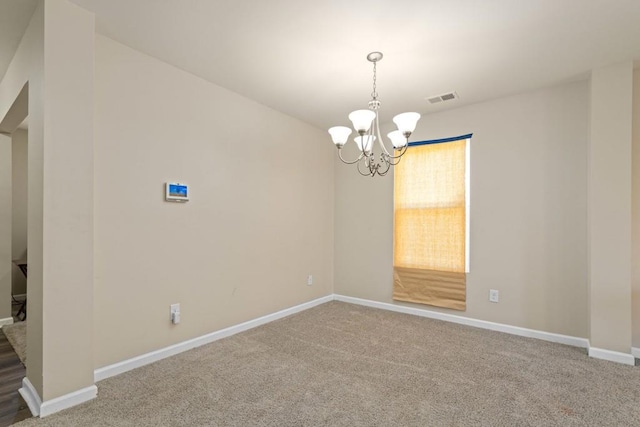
[3,0,640,131]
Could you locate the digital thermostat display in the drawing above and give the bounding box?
[165,182,189,202]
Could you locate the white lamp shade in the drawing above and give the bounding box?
[328,126,352,146]
[348,110,376,133]
[354,135,375,153]
[387,130,407,149]
[393,112,421,134]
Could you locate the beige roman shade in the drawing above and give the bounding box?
[393,139,467,310]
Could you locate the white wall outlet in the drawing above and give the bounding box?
[489,289,499,303]
[170,303,181,324]
[307,275,313,286]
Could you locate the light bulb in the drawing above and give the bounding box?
[354,135,375,153]
[328,126,352,147]
[387,130,407,149]
[393,112,420,136]
[348,110,376,134]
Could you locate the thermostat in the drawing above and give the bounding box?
[165,182,189,202]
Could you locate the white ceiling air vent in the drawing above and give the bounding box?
[427,91,459,104]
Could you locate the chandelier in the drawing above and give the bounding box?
[328,52,421,177]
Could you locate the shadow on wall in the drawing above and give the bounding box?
[12,127,28,298]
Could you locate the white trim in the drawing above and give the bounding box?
[632,347,640,358]
[589,347,636,366]
[94,295,334,382]
[465,137,471,273]
[91,293,637,391]
[40,385,97,417]
[19,378,97,418]
[333,294,590,349]
[0,317,14,327]
[19,377,42,417]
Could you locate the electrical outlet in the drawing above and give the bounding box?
[170,303,180,324]
[489,290,499,303]
[307,275,313,286]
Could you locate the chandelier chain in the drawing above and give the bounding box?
[371,61,378,101]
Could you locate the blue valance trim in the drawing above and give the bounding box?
[408,133,473,147]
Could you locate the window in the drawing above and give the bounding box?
[393,135,470,311]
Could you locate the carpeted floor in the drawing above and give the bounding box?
[13,301,640,426]
[2,321,26,365]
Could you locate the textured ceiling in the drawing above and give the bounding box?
[3,0,640,131]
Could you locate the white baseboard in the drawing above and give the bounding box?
[94,294,334,382]
[0,317,14,328]
[589,347,636,366]
[92,292,636,387]
[334,294,590,349]
[632,347,640,359]
[19,377,98,417]
[40,384,97,417]
[19,378,42,416]
[17,293,637,419]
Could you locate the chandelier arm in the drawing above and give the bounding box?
[374,113,393,158]
[378,156,392,176]
[387,155,402,166]
[386,144,409,162]
[373,162,383,176]
[337,149,365,165]
[357,158,374,176]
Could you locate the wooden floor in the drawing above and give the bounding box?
[0,327,31,426]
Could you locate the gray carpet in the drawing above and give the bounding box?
[2,321,26,365]
[14,301,640,426]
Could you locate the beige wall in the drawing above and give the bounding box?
[0,0,96,402]
[633,68,640,348]
[41,0,95,400]
[0,134,11,321]
[12,129,28,295]
[588,62,633,353]
[93,35,334,368]
[335,80,589,339]
[0,0,45,396]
